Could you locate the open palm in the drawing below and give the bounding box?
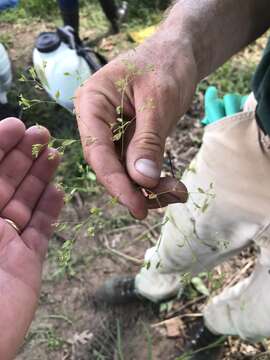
[0,118,63,359]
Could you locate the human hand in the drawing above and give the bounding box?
[75,30,197,219]
[0,118,63,360]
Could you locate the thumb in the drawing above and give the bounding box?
[126,106,165,189]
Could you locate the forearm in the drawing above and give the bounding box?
[160,0,270,81]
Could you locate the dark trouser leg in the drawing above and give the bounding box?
[98,0,119,33]
[58,0,80,39]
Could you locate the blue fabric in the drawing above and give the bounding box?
[0,0,19,10]
[58,0,79,11]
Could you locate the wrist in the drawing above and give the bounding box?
[160,1,208,82]
[141,12,199,108]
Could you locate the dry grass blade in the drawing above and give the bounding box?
[164,295,206,320]
[104,243,143,266]
[223,260,254,289]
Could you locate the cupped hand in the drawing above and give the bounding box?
[75,31,197,219]
[0,118,63,360]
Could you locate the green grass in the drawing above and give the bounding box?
[198,59,256,96]
[0,0,65,22]
[0,33,13,48]
[0,0,166,25]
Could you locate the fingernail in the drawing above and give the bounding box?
[135,159,160,179]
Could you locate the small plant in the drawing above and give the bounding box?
[112,60,155,159]
[20,59,223,288]
[26,325,65,351]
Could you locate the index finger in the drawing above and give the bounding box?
[75,81,147,220]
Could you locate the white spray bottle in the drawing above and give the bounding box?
[33,26,104,112]
[0,43,12,104]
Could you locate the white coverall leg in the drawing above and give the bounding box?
[135,108,270,341]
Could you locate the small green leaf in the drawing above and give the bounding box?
[18,73,27,82]
[35,64,50,89]
[55,90,60,99]
[32,143,45,158]
[87,171,96,181]
[193,202,201,209]
[29,67,37,81]
[109,196,118,206]
[112,132,122,141]
[116,105,122,115]
[61,139,77,147]
[90,207,102,216]
[201,201,209,213]
[191,277,210,296]
[87,226,95,238]
[19,94,31,110]
[74,223,83,231]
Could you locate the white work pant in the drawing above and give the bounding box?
[135,109,270,341]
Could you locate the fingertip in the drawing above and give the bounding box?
[26,125,50,141]
[127,189,148,220]
[129,204,148,220]
[1,117,26,134]
[47,147,61,164]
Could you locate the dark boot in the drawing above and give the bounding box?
[95,276,141,305]
[98,0,128,34]
[94,275,178,306]
[181,322,226,360]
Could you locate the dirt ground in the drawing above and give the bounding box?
[1,16,270,360]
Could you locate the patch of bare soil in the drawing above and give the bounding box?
[0,21,56,67]
[1,18,269,360]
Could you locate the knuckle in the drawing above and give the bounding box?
[82,139,104,164]
[134,130,163,153]
[157,76,178,97]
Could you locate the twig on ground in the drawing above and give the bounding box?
[142,221,159,245]
[223,260,254,289]
[41,314,73,325]
[103,238,143,266]
[164,295,206,320]
[134,222,162,243]
[253,351,270,359]
[106,224,141,235]
[74,192,84,209]
[151,313,202,328]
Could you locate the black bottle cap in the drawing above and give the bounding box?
[35,32,61,53]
